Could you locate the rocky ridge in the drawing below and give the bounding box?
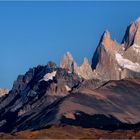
[60,52,95,80]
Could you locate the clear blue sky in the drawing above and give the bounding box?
[0,1,140,88]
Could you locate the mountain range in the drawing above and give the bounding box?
[61,18,140,81]
[0,18,140,139]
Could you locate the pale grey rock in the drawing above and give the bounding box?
[76,57,93,79]
[60,52,94,80]
[60,52,78,73]
[92,31,123,81]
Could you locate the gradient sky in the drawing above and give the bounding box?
[1,1,140,88]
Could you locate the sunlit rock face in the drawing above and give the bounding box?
[91,31,123,81]
[121,18,140,65]
[118,18,140,78]
[60,52,78,73]
[76,57,93,79]
[0,88,9,97]
[60,52,94,80]
[122,17,140,49]
[61,19,140,81]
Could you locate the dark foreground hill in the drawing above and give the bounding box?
[0,62,140,134]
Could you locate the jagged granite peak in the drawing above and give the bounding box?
[60,51,78,73]
[122,17,140,49]
[120,18,140,68]
[76,57,93,79]
[91,18,140,81]
[60,53,94,80]
[92,30,124,81]
[133,17,140,29]
[91,30,114,69]
[133,27,140,46]
[82,57,90,65]
[0,88,9,97]
[63,52,73,61]
[101,30,112,48]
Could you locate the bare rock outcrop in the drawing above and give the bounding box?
[60,53,94,80]
[91,31,124,81]
[60,52,78,73]
[0,88,9,97]
[76,57,93,79]
[122,17,140,49]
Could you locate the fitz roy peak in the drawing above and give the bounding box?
[92,18,140,81]
[122,17,140,49]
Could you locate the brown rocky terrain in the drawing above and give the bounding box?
[0,125,140,139]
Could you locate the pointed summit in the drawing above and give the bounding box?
[102,30,110,40]
[91,30,114,69]
[122,17,140,49]
[77,57,93,79]
[100,30,113,48]
[91,28,123,81]
[83,57,89,65]
[65,51,74,60]
[60,52,78,73]
[134,17,140,27]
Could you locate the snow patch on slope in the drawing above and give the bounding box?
[131,44,140,53]
[65,85,71,91]
[116,53,140,72]
[42,71,57,81]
